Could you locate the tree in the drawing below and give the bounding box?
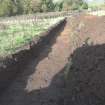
[0,0,17,16]
[62,0,88,10]
[20,0,31,14]
[82,2,88,9]
[29,0,43,13]
[0,0,89,17]
[41,0,55,12]
[53,1,64,11]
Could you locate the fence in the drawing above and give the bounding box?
[0,10,82,56]
[0,10,80,24]
[0,16,66,56]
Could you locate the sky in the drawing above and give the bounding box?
[53,0,105,5]
[86,0,104,3]
[53,0,105,3]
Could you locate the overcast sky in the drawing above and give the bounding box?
[86,0,104,3]
[53,0,105,4]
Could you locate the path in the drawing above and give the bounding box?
[0,20,71,105]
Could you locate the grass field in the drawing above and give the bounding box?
[0,17,64,56]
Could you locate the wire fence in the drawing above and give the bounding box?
[0,10,79,24]
[0,16,65,56]
[0,10,84,56]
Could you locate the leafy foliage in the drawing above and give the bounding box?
[0,0,17,16]
[0,0,88,17]
[82,2,88,9]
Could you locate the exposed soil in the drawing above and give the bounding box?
[69,14,105,46]
[1,14,105,105]
[0,19,66,93]
[66,14,105,105]
[0,18,71,105]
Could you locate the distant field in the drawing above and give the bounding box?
[0,17,64,56]
[88,10,105,16]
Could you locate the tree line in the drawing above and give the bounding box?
[0,0,88,17]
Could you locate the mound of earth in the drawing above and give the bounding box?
[66,14,105,105]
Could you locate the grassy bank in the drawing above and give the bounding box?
[0,17,64,56]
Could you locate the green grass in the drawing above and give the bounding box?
[0,17,64,56]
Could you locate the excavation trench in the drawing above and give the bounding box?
[0,18,71,105]
[0,19,66,93]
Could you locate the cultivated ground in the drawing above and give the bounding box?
[1,13,105,105]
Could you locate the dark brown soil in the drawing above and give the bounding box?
[66,14,105,105]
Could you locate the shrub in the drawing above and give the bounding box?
[0,0,17,16]
[82,2,88,9]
